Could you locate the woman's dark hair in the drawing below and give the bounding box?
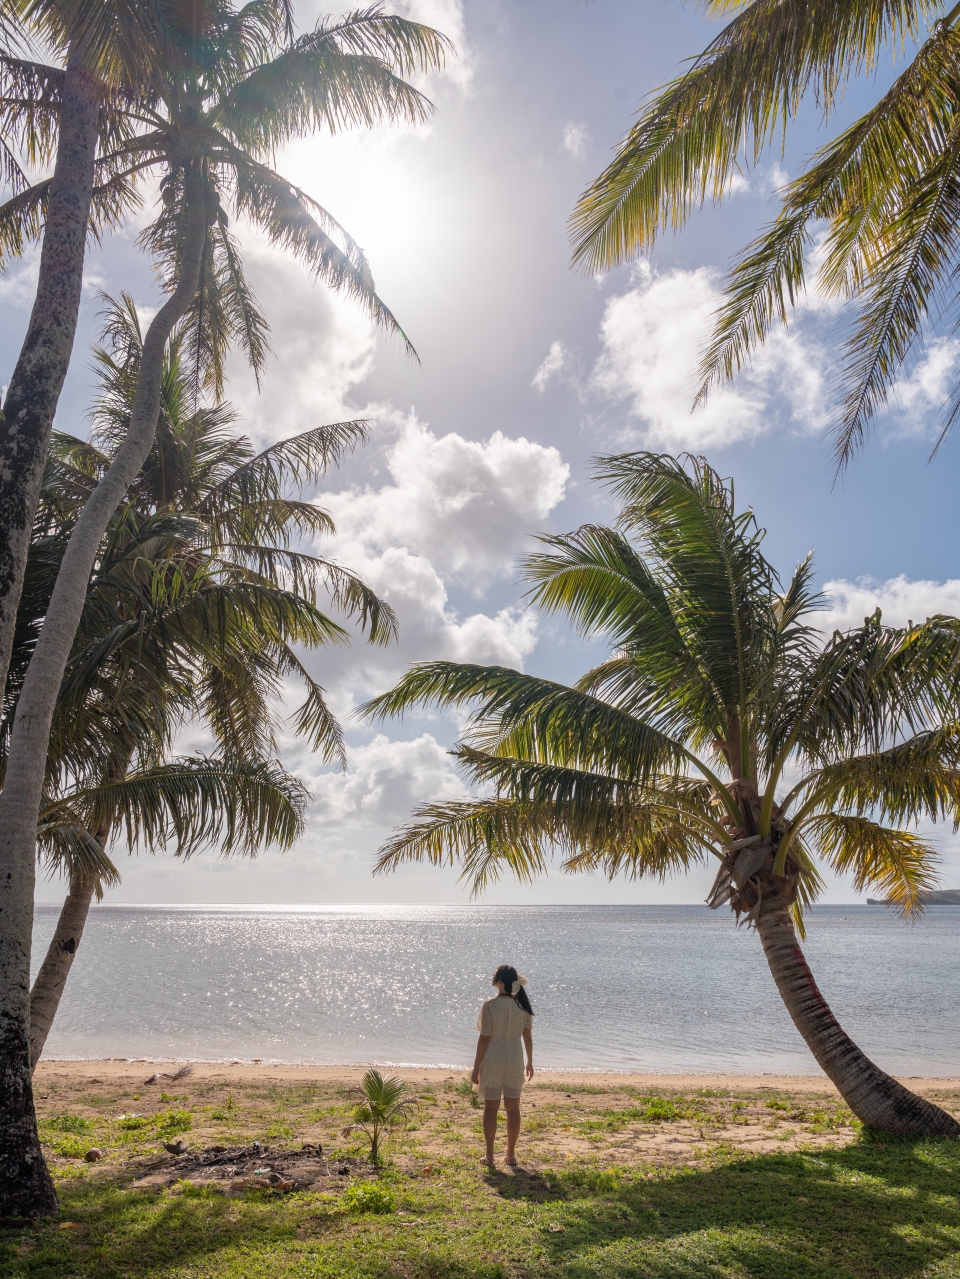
[494,964,534,1015]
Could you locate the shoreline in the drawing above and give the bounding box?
[33,1059,960,1092]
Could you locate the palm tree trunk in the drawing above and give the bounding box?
[0,187,207,1219]
[757,904,960,1137]
[0,53,99,704]
[29,868,99,1073]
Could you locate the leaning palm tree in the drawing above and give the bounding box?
[8,293,395,1072]
[569,2,960,472]
[0,3,439,1215]
[0,0,177,711]
[366,453,960,1138]
[0,0,444,698]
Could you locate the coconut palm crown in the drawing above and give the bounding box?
[569,1,960,469]
[364,452,960,1138]
[2,2,451,385]
[7,292,397,776]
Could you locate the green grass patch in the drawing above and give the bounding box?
[341,1182,396,1214]
[41,1114,91,1135]
[532,1082,610,1094]
[155,1108,192,1136]
[7,1135,960,1277]
[117,1115,150,1131]
[21,1076,958,1277]
[47,1134,90,1160]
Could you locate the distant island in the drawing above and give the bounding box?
[867,889,960,906]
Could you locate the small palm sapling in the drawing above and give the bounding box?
[341,1070,415,1164]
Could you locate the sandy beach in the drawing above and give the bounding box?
[34,1058,960,1093]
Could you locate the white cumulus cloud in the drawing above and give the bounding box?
[893,339,960,428]
[325,418,569,583]
[306,732,467,828]
[0,248,40,308]
[820,576,960,633]
[591,262,825,450]
[293,418,559,716]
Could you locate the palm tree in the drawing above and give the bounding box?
[365,453,960,1139]
[569,2,960,472]
[11,292,395,1073]
[0,3,440,1215]
[0,0,175,705]
[0,0,441,696]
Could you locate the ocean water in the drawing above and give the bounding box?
[30,903,960,1075]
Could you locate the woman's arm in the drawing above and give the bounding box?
[471,1035,491,1085]
[522,1027,534,1081]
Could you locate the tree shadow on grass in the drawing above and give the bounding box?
[7,1139,959,1279]
[512,1139,960,1279]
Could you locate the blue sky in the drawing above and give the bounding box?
[8,0,960,906]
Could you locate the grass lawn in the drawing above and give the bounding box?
[4,1072,959,1278]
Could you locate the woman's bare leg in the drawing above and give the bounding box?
[504,1096,521,1163]
[482,1099,500,1162]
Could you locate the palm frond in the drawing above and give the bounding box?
[802,726,960,828]
[596,453,777,738]
[0,175,49,268]
[777,617,948,767]
[361,661,686,781]
[374,798,553,896]
[696,22,960,405]
[833,123,960,469]
[569,0,923,271]
[0,56,63,174]
[696,206,812,399]
[56,755,309,857]
[36,822,121,889]
[214,7,449,151]
[180,219,271,397]
[455,743,723,845]
[524,522,727,737]
[808,811,940,915]
[199,419,369,516]
[227,151,415,354]
[275,643,345,766]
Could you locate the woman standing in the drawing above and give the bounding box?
[471,965,534,1166]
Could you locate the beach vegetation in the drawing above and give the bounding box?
[155,1110,193,1137]
[341,1181,397,1214]
[570,0,960,473]
[46,1134,89,1160]
[116,1116,150,1132]
[12,1070,960,1278]
[366,452,960,1139]
[342,1069,418,1165]
[43,1114,90,1135]
[629,1097,686,1123]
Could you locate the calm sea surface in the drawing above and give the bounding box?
[30,903,960,1075]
